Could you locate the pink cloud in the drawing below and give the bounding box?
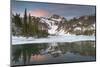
[29,9,50,17]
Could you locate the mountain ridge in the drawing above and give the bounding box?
[12,13,96,37]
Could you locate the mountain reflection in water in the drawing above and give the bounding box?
[11,41,96,66]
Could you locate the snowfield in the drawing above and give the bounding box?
[12,35,95,45]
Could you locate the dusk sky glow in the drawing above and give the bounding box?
[11,0,96,19]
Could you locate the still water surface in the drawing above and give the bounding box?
[11,41,96,66]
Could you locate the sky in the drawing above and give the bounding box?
[11,0,96,20]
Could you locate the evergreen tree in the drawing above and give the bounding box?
[12,13,22,36]
[28,13,33,36]
[12,13,22,27]
[23,8,28,36]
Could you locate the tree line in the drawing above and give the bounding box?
[12,8,49,38]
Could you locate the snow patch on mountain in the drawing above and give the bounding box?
[40,16,66,35]
[74,27,82,31]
